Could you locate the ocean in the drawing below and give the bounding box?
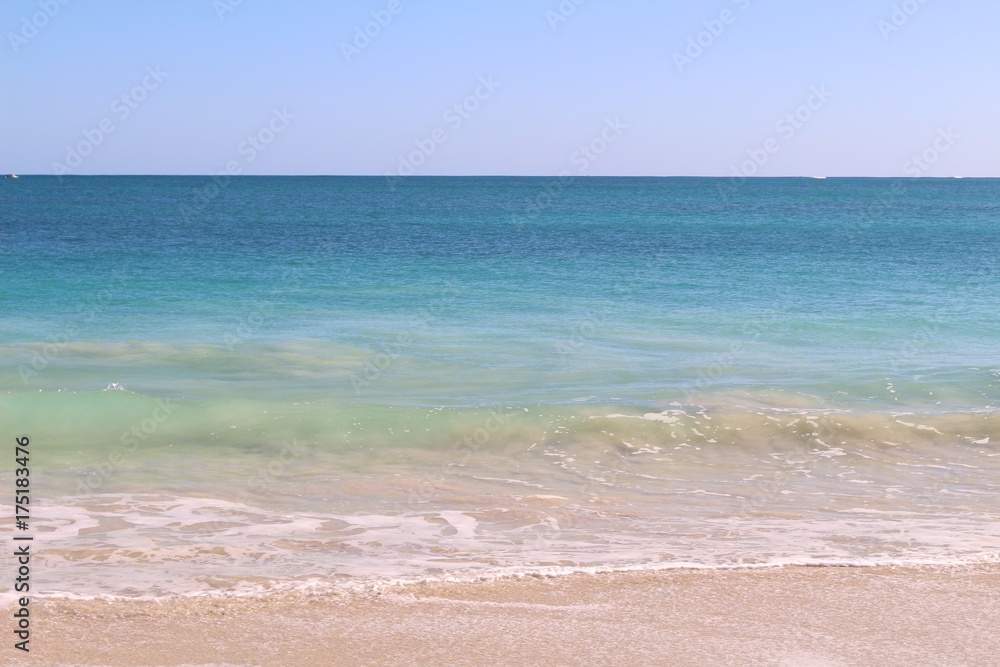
[1,175,999,600]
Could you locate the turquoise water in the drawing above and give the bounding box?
[1,176,999,598]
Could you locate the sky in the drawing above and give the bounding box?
[1,0,997,177]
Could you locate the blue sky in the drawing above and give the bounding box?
[1,0,996,176]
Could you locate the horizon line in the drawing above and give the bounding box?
[3,174,994,179]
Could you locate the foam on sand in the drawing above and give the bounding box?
[11,565,1000,667]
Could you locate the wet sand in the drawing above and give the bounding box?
[7,565,999,667]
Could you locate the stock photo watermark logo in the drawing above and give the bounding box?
[350,332,412,395]
[178,107,294,222]
[17,269,131,384]
[902,127,958,176]
[246,438,311,492]
[844,127,960,241]
[554,276,651,358]
[214,0,246,21]
[546,0,588,31]
[878,0,930,40]
[223,266,307,351]
[843,180,906,242]
[710,412,852,555]
[340,0,408,63]
[684,308,781,403]
[673,0,752,73]
[510,117,628,223]
[406,408,513,507]
[350,283,461,394]
[384,75,501,188]
[50,66,169,179]
[566,117,628,172]
[886,317,943,376]
[7,0,71,53]
[195,437,312,535]
[884,256,991,374]
[717,85,832,201]
[194,438,312,538]
[76,398,178,496]
[556,304,615,358]
[222,300,275,352]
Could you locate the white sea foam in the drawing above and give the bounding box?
[1,486,997,601]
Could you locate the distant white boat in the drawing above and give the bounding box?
[810,176,827,179]
[953,176,964,179]
[4,174,18,179]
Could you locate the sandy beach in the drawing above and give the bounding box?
[6,564,998,667]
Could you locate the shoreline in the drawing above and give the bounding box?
[9,563,999,666]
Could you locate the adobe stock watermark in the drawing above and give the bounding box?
[673,0,752,73]
[556,304,615,358]
[203,437,313,534]
[405,408,514,508]
[76,398,179,496]
[565,117,628,172]
[902,127,958,176]
[222,300,274,351]
[17,268,131,384]
[246,439,312,493]
[684,307,783,403]
[878,0,930,40]
[384,75,501,188]
[546,0,588,31]
[179,107,294,222]
[886,315,943,374]
[341,0,408,63]
[886,259,993,374]
[214,0,246,21]
[510,117,628,224]
[843,180,906,243]
[844,126,959,242]
[7,0,71,53]
[51,66,169,179]
[350,282,460,394]
[717,85,833,201]
[223,266,311,351]
[555,275,650,358]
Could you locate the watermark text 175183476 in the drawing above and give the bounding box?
[13,435,33,653]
